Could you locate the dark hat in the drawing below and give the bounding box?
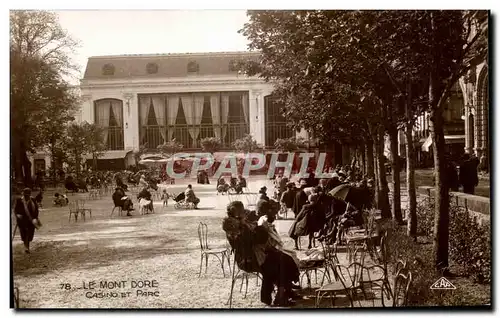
[286,182,295,188]
[259,186,267,194]
[23,188,32,195]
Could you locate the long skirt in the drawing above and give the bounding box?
[18,221,35,243]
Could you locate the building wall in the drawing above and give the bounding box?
[79,74,275,153]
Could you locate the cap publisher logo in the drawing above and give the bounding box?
[430,277,456,290]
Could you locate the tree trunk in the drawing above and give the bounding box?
[405,120,417,239]
[360,143,366,176]
[365,139,375,180]
[375,128,391,218]
[430,12,450,271]
[430,104,450,270]
[20,141,33,186]
[388,125,403,223]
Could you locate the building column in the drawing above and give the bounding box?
[81,95,93,123]
[124,93,139,151]
[249,90,265,146]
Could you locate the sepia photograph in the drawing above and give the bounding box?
[9,8,491,309]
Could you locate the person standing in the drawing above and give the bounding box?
[459,154,479,195]
[14,188,41,254]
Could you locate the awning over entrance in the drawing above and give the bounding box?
[84,150,130,160]
[421,135,465,152]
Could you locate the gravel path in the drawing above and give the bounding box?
[12,177,382,308]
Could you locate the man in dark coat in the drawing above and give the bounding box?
[14,188,41,253]
[459,154,479,194]
[112,187,133,216]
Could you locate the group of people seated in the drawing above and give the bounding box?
[53,192,69,207]
[217,175,247,195]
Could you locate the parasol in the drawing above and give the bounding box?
[328,184,353,201]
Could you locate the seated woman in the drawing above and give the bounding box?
[112,187,133,216]
[184,184,200,209]
[137,187,154,213]
[217,177,230,194]
[258,209,301,306]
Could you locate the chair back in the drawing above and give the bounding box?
[198,222,209,251]
[77,199,86,210]
[68,201,78,213]
[394,259,408,276]
[393,270,412,307]
[335,262,363,289]
[352,244,367,266]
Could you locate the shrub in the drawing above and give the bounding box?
[449,207,491,284]
[407,198,491,284]
[384,223,490,306]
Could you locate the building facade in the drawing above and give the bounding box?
[78,51,303,169]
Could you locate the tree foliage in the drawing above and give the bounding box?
[63,122,105,176]
[274,136,307,153]
[157,139,184,157]
[200,137,222,154]
[232,134,261,153]
[10,10,80,184]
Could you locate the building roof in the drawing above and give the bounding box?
[83,51,261,80]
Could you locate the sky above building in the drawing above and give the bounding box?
[55,10,251,83]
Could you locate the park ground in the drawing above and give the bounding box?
[12,171,490,308]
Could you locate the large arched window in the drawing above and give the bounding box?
[94,99,124,150]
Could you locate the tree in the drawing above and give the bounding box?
[200,137,222,154]
[84,123,107,170]
[10,10,79,185]
[157,139,184,157]
[233,134,261,153]
[63,123,87,177]
[274,136,307,153]
[423,11,487,270]
[62,122,105,177]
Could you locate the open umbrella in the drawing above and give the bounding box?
[328,184,352,201]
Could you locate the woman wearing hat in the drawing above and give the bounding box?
[13,188,41,253]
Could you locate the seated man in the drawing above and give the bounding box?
[53,192,69,207]
[184,184,200,209]
[112,187,133,216]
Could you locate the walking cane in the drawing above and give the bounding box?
[12,223,18,241]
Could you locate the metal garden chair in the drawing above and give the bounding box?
[68,202,79,222]
[315,262,363,308]
[226,249,262,308]
[391,269,412,307]
[198,222,230,278]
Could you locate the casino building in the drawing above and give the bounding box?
[77,51,309,170]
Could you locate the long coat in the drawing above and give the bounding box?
[292,189,308,217]
[288,202,324,239]
[14,197,39,243]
